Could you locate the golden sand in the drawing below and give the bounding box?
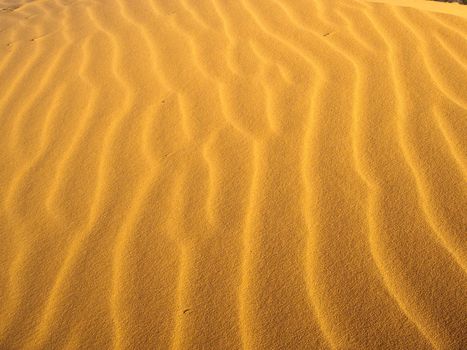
[0,0,466,348]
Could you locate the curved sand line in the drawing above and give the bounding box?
[0,0,466,349]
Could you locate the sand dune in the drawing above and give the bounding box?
[0,0,466,349]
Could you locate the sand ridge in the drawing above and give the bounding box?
[0,0,466,349]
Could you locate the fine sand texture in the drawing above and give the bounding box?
[0,0,466,349]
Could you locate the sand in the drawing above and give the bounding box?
[0,0,466,349]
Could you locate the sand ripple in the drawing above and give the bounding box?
[0,0,466,348]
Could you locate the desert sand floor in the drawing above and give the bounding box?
[0,0,466,349]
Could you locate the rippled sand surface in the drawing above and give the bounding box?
[0,0,466,348]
